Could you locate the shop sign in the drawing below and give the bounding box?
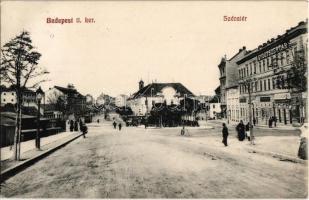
[260,97,271,102]
[257,42,290,61]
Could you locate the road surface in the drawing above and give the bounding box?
[1,122,307,198]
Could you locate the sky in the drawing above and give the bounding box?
[1,1,307,98]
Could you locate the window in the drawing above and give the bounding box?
[281,76,285,89]
[254,62,256,74]
[264,80,267,91]
[280,52,284,66]
[260,80,263,91]
[246,67,249,76]
[213,104,215,109]
[255,81,258,91]
[266,58,269,68]
[272,78,276,90]
[11,99,14,102]
[263,60,266,72]
[3,99,6,102]
[12,93,14,95]
[268,79,271,90]
[3,92,6,95]
[250,63,252,75]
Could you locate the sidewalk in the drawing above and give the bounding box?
[1,131,79,161]
[207,119,300,131]
[0,131,82,176]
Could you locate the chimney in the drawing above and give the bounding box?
[139,79,144,90]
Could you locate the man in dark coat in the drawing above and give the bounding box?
[222,123,229,146]
[74,120,79,131]
[70,120,74,132]
[273,116,277,127]
[113,121,117,129]
[236,120,245,141]
[268,117,273,128]
[118,123,122,131]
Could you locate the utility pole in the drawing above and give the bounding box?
[247,81,254,145]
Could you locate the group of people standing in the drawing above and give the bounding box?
[69,119,88,138]
[221,120,254,147]
[268,116,277,128]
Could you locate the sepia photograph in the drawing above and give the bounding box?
[0,0,308,198]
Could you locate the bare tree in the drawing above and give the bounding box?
[1,31,49,160]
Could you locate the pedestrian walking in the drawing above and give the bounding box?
[268,117,273,128]
[273,116,277,127]
[74,120,79,131]
[222,123,229,146]
[81,123,88,138]
[79,118,83,131]
[113,121,117,129]
[236,120,245,141]
[118,123,122,131]
[245,122,252,141]
[253,117,256,126]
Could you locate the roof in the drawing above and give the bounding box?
[0,115,15,126]
[0,85,35,93]
[1,112,36,119]
[130,83,195,99]
[209,95,221,103]
[54,86,78,95]
[214,86,221,95]
[54,86,85,99]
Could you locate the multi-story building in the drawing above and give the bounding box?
[127,80,195,116]
[115,94,128,107]
[222,47,248,123]
[236,20,307,125]
[45,84,86,118]
[1,85,37,107]
[209,95,221,119]
[218,47,246,119]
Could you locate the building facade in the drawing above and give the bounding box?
[1,86,37,107]
[218,48,246,119]
[236,20,307,125]
[45,84,86,118]
[127,81,195,116]
[115,94,128,107]
[222,47,247,123]
[209,95,221,119]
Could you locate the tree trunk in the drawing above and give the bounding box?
[13,89,22,160]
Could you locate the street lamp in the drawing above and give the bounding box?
[36,87,44,150]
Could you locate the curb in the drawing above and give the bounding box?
[247,148,307,164]
[0,134,83,183]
